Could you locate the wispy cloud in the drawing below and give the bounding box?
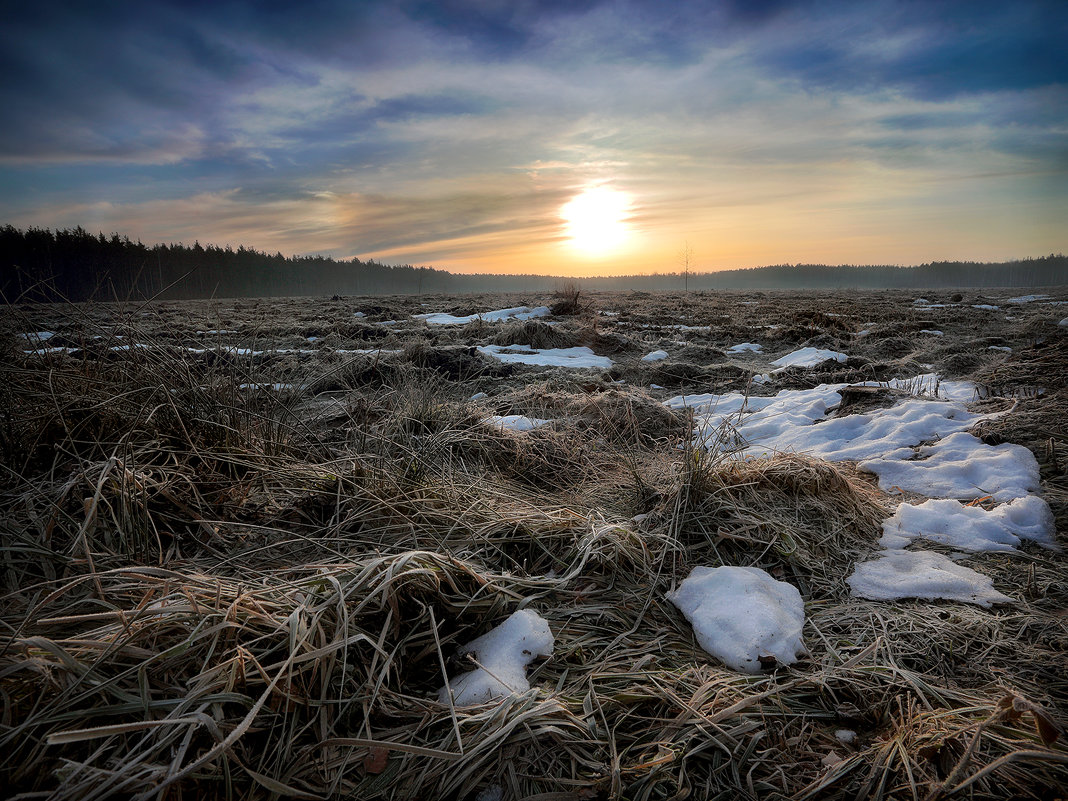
[1,0,1064,273]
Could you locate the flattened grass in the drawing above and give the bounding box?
[2,296,1066,801]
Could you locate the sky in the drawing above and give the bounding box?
[1,0,1066,276]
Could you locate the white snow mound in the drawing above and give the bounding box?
[726,342,763,354]
[416,306,550,325]
[478,344,612,369]
[641,349,669,362]
[880,496,1058,552]
[860,431,1041,501]
[438,609,554,705]
[847,550,1013,607]
[771,347,848,368]
[485,414,551,432]
[667,566,805,673]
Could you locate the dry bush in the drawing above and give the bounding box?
[662,451,886,591]
[490,320,579,349]
[402,340,507,381]
[565,387,686,446]
[549,281,590,316]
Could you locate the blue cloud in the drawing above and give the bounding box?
[753,0,1068,99]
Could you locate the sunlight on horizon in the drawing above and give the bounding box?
[560,186,634,257]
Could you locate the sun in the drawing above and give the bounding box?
[560,186,633,256]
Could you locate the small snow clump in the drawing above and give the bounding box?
[439,609,554,705]
[879,496,1057,552]
[771,347,848,368]
[667,566,805,673]
[484,414,551,432]
[847,550,1013,607]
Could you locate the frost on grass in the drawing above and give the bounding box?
[880,496,1058,552]
[438,609,555,705]
[847,550,1013,607]
[478,344,613,369]
[860,431,1041,502]
[484,414,551,432]
[771,347,848,368]
[667,566,805,673]
[416,306,550,325]
[640,349,669,362]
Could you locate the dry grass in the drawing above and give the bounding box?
[2,293,1066,801]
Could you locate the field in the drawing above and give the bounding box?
[2,287,1066,801]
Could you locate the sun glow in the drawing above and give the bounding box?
[560,186,633,256]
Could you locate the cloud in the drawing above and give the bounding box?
[0,0,1064,273]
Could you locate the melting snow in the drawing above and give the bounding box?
[726,342,763,354]
[668,566,805,673]
[859,431,1041,502]
[771,347,848,368]
[972,304,1000,311]
[847,550,1013,607]
[416,306,550,325]
[668,384,980,461]
[744,399,981,461]
[879,496,1057,552]
[641,349,669,362]
[438,609,554,705]
[1006,294,1050,304]
[485,414,551,432]
[478,344,613,369]
[919,329,944,336]
[19,331,56,342]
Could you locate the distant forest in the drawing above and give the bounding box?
[2,225,1065,302]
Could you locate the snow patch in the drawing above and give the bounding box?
[416,306,550,325]
[485,414,551,432]
[667,566,805,673]
[438,609,554,705]
[18,331,55,342]
[1006,294,1049,304]
[880,496,1057,552]
[771,347,848,368]
[860,431,1041,502]
[478,344,612,369]
[726,342,763,354]
[847,550,1013,607]
[641,349,669,362]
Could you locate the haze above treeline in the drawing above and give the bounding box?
[2,226,1064,303]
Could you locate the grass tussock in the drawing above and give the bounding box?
[2,295,1066,801]
[490,320,579,350]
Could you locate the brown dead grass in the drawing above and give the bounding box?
[2,291,1066,801]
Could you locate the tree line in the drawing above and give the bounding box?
[1,225,1064,302]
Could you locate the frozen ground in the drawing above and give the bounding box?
[4,286,1066,800]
